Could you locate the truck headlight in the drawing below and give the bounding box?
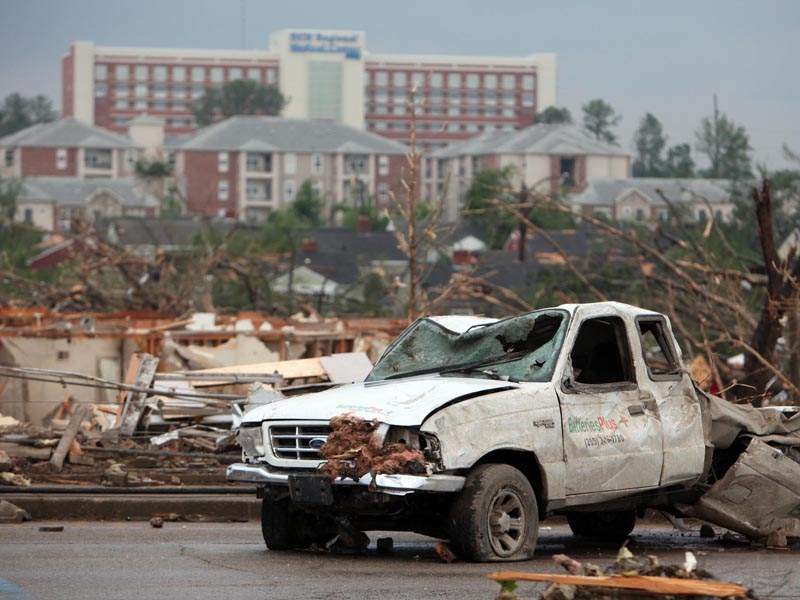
[238,424,265,459]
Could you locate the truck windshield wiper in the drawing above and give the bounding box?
[384,351,530,381]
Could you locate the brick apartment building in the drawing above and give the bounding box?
[0,118,137,179]
[430,123,631,221]
[61,29,556,150]
[172,115,409,222]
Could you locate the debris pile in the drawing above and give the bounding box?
[490,546,753,599]
[320,414,428,481]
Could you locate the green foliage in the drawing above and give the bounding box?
[192,80,286,127]
[665,143,696,178]
[464,167,516,249]
[135,158,172,179]
[338,202,389,232]
[0,93,57,137]
[632,113,667,177]
[360,271,388,316]
[160,193,184,218]
[537,106,573,124]
[695,103,752,180]
[582,98,621,145]
[292,180,324,227]
[0,178,21,226]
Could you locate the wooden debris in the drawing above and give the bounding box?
[0,499,31,523]
[487,572,749,598]
[0,472,31,486]
[117,353,159,435]
[49,405,91,472]
[0,443,52,460]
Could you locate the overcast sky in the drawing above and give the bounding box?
[0,0,798,168]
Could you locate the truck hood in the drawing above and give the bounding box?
[241,376,519,426]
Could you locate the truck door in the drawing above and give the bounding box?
[634,315,706,486]
[557,314,664,495]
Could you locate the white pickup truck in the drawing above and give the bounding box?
[228,302,800,561]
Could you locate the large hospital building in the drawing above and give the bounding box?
[62,29,556,149]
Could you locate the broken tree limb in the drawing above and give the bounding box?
[487,572,748,598]
[49,405,91,472]
[117,353,159,435]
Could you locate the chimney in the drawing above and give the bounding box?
[356,214,371,234]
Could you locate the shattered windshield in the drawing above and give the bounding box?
[366,309,569,383]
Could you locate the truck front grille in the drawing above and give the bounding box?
[269,423,331,461]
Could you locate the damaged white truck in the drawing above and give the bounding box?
[228,302,800,561]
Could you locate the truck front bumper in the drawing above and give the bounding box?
[226,462,466,494]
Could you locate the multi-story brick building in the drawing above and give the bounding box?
[172,115,409,222]
[430,123,631,221]
[0,118,138,179]
[61,29,556,150]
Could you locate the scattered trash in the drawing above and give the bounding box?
[434,542,458,563]
[489,546,751,599]
[149,516,164,528]
[0,472,31,487]
[0,500,31,523]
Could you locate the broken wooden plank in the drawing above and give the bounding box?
[116,353,159,435]
[0,442,52,460]
[49,405,91,472]
[487,572,749,598]
[188,356,326,387]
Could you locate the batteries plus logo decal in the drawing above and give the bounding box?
[568,415,628,448]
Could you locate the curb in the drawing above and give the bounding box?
[2,493,261,522]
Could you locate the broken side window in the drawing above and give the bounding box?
[570,316,636,386]
[366,309,569,383]
[637,318,680,377]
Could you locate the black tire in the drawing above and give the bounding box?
[448,464,539,562]
[261,496,294,550]
[566,510,636,540]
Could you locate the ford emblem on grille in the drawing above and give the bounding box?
[308,437,327,450]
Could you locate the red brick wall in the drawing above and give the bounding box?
[376,154,414,208]
[62,51,74,118]
[20,147,78,177]
[183,151,239,217]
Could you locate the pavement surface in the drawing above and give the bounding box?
[1,520,799,600]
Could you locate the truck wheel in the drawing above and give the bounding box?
[448,464,539,562]
[261,496,295,550]
[566,510,636,540]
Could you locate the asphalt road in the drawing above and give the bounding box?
[1,520,799,600]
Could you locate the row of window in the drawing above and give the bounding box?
[370,70,535,91]
[110,99,195,113]
[110,116,193,129]
[224,178,384,204]
[95,63,278,85]
[367,105,523,118]
[369,121,517,134]
[217,152,390,176]
[366,90,533,105]
[96,83,210,101]
[45,148,116,171]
